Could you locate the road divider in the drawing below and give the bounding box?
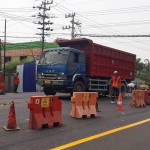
[130,90,146,107]
[28,95,62,130]
[70,92,98,119]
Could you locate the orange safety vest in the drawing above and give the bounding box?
[111,75,121,88]
[14,76,20,84]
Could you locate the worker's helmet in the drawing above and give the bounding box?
[114,71,118,74]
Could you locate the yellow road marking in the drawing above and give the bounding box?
[51,118,150,150]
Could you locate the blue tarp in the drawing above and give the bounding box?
[23,61,36,92]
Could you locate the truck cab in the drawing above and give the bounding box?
[37,47,86,95]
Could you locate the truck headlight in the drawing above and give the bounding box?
[57,73,67,79]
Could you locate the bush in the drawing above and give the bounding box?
[2,58,33,74]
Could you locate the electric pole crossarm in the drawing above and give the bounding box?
[36,33,50,35]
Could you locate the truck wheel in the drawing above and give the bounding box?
[120,83,126,98]
[44,87,56,96]
[70,81,85,97]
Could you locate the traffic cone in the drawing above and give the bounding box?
[115,93,125,110]
[3,101,20,131]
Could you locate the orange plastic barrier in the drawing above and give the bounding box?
[144,90,150,105]
[130,90,146,107]
[115,93,125,110]
[70,92,98,119]
[28,96,62,130]
[3,101,20,131]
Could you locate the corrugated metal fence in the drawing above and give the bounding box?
[3,74,14,93]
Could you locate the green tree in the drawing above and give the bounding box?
[136,58,144,72]
[135,58,150,85]
[2,58,33,74]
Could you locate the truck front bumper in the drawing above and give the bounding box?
[37,79,73,87]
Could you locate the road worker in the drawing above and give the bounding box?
[14,72,20,93]
[111,71,121,103]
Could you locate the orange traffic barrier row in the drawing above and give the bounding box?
[3,101,20,131]
[130,90,146,107]
[70,92,98,119]
[5,90,150,132]
[28,96,62,130]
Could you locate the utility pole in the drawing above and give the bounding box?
[33,0,53,51]
[4,19,6,81]
[63,13,82,39]
[71,13,75,39]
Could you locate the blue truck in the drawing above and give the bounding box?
[37,38,136,97]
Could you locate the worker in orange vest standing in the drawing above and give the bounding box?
[111,71,121,104]
[14,72,20,93]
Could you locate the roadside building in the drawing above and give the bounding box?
[0,41,59,93]
[0,41,59,68]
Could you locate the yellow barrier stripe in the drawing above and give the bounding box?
[50,118,150,150]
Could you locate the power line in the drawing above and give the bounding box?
[71,5,150,16]
[53,3,150,53]
[55,3,150,51]
[65,0,103,5]
[0,36,40,38]
[75,34,150,37]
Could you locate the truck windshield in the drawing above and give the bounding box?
[39,49,69,65]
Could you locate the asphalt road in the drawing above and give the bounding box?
[0,92,150,150]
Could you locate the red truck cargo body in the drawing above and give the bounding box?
[57,38,136,80]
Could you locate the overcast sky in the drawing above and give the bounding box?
[1,0,150,61]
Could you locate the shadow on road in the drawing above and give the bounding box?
[58,95,71,101]
[58,94,132,102]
